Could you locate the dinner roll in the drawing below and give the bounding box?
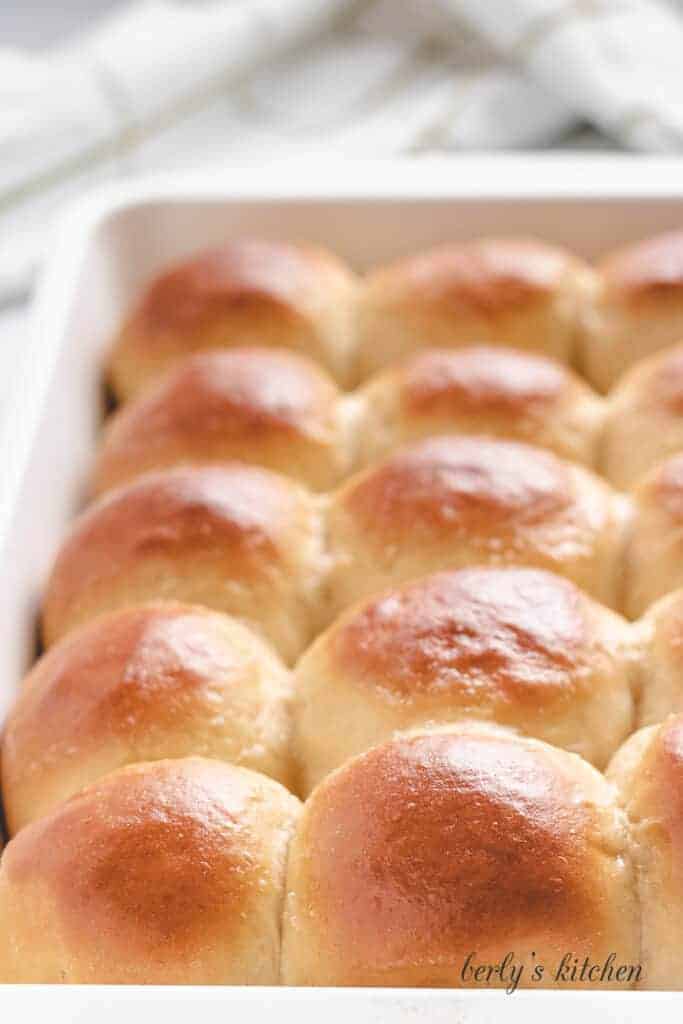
[282,724,638,987]
[356,346,603,469]
[625,452,683,618]
[355,238,594,381]
[326,436,628,620]
[294,568,633,793]
[95,349,350,494]
[42,465,324,663]
[607,714,683,989]
[602,342,683,488]
[108,240,358,400]
[2,603,294,833]
[629,589,683,728]
[0,758,300,984]
[582,230,683,391]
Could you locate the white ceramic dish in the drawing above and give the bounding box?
[2,155,683,1019]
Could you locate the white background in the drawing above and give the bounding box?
[0,1,124,397]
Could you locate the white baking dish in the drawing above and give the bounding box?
[2,155,683,1018]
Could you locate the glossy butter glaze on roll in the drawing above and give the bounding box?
[42,465,325,663]
[294,568,634,793]
[95,349,350,494]
[108,240,358,400]
[355,238,594,381]
[356,346,603,469]
[2,603,294,833]
[608,714,683,989]
[0,758,301,984]
[602,342,683,489]
[582,230,683,392]
[626,452,683,618]
[282,724,638,987]
[326,435,629,620]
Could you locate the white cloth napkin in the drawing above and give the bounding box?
[3,0,683,304]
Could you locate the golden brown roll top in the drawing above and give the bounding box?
[602,342,683,488]
[95,348,350,494]
[98,344,605,497]
[294,568,634,794]
[326,435,629,620]
[355,238,593,381]
[42,465,325,663]
[0,758,301,984]
[282,724,638,987]
[582,230,683,392]
[356,346,603,469]
[2,603,294,833]
[108,240,359,400]
[608,714,683,989]
[626,453,683,618]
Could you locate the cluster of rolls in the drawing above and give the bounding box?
[5,232,683,987]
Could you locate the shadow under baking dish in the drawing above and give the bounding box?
[2,156,683,1003]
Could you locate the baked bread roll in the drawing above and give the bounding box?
[95,349,350,494]
[108,240,358,400]
[2,603,293,833]
[42,465,324,663]
[326,435,628,620]
[607,714,683,989]
[355,238,594,381]
[282,724,638,987]
[294,568,633,794]
[625,453,683,618]
[0,758,300,984]
[602,342,683,488]
[582,230,683,392]
[629,589,683,728]
[356,346,603,469]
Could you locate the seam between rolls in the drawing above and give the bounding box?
[616,801,646,990]
[276,816,299,985]
[614,493,636,620]
[310,492,336,639]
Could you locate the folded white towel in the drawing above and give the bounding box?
[2,0,683,303]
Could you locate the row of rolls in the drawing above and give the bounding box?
[3,603,683,987]
[5,233,683,987]
[100,337,683,495]
[108,231,683,399]
[39,420,683,656]
[14,564,683,823]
